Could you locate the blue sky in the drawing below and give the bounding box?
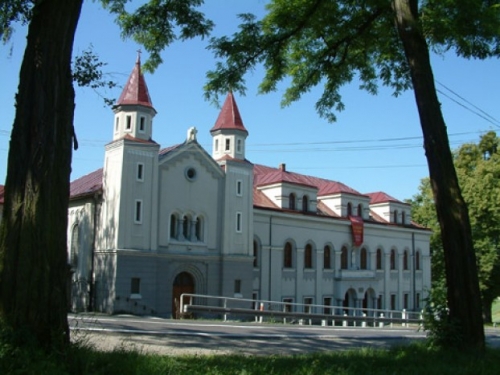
[0,1,499,201]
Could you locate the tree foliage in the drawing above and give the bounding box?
[205,0,500,351]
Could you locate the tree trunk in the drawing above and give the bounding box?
[0,0,83,351]
[393,0,485,350]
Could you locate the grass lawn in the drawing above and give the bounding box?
[492,298,500,323]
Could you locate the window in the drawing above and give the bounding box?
[195,217,202,241]
[237,139,242,153]
[393,210,398,223]
[137,163,144,181]
[347,202,352,216]
[134,200,142,223]
[131,277,141,294]
[234,279,241,294]
[323,297,332,315]
[139,116,145,132]
[185,167,197,181]
[357,204,363,217]
[304,244,313,269]
[182,215,190,239]
[236,180,242,196]
[225,138,230,151]
[323,245,331,269]
[402,211,406,224]
[390,294,396,310]
[341,246,348,269]
[283,298,293,312]
[253,241,259,268]
[376,249,382,270]
[289,193,296,210]
[126,115,132,130]
[302,195,308,212]
[416,293,421,309]
[215,139,219,152]
[115,117,119,132]
[304,297,313,313]
[403,293,409,309]
[377,295,383,310]
[360,248,367,270]
[416,251,421,270]
[390,249,396,270]
[403,250,409,270]
[170,214,177,239]
[70,224,79,267]
[236,212,242,232]
[284,242,293,268]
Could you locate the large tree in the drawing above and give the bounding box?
[205,0,500,350]
[411,132,500,323]
[0,0,213,352]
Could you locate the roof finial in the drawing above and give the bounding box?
[136,49,142,64]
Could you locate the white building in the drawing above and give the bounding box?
[67,56,431,317]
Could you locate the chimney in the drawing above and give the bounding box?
[279,163,286,171]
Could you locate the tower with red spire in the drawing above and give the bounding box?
[112,52,156,142]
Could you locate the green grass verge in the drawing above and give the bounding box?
[1,340,500,375]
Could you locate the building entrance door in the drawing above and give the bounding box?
[172,272,195,319]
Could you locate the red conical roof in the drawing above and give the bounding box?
[116,54,154,109]
[210,92,248,134]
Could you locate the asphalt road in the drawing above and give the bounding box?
[68,313,500,356]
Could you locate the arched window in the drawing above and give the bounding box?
[390,249,396,270]
[304,244,313,269]
[416,251,421,270]
[403,250,409,270]
[302,195,309,212]
[182,215,190,239]
[253,240,259,268]
[347,202,353,216]
[289,193,296,210]
[357,204,363,217]
[402,211,406,224]
[376,249,382,270]
[323,245,331,269]
[70,224,79,267]
[195,217,203,241]
[360,248,367,270]
[284,242,293,268]
[393,210,398,223]
[170,214,177,239]
[341,246,348,270]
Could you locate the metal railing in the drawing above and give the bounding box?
[180,293,423,328]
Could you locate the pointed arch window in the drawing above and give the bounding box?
[341,246,348,270]
[360,248,367,270]
[376,249,383,270]
[289,193,296,210]
[182,215,190,239]
[304,244,313,269]
[323,245,331,269]
[403,250,409,270]
[402,211,406,224]
[195,217,203,241]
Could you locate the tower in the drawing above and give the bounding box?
[100,54,160,251]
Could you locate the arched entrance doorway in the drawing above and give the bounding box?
[343,288,357,315]
[363,288,376,316]
[172,272,195,319]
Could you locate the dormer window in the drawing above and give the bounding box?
[302,195,309,212]
[115,117,119,132]
[357,204,362,217]
[289,193,296,210]
[347,202,353,216]
[402,211,406,224]
[237,139,242,153]
[225,138,230,151]
[215,139,219,152]
[393,210,398,223]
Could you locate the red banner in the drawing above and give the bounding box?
[349,216,364,246]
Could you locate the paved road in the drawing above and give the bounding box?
[68,313,500,356]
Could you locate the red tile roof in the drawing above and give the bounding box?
[70,169,103,199]
[253,164,363,196]
[210,92,248,135]
[115,55,154,110]
[366,191,405,205]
